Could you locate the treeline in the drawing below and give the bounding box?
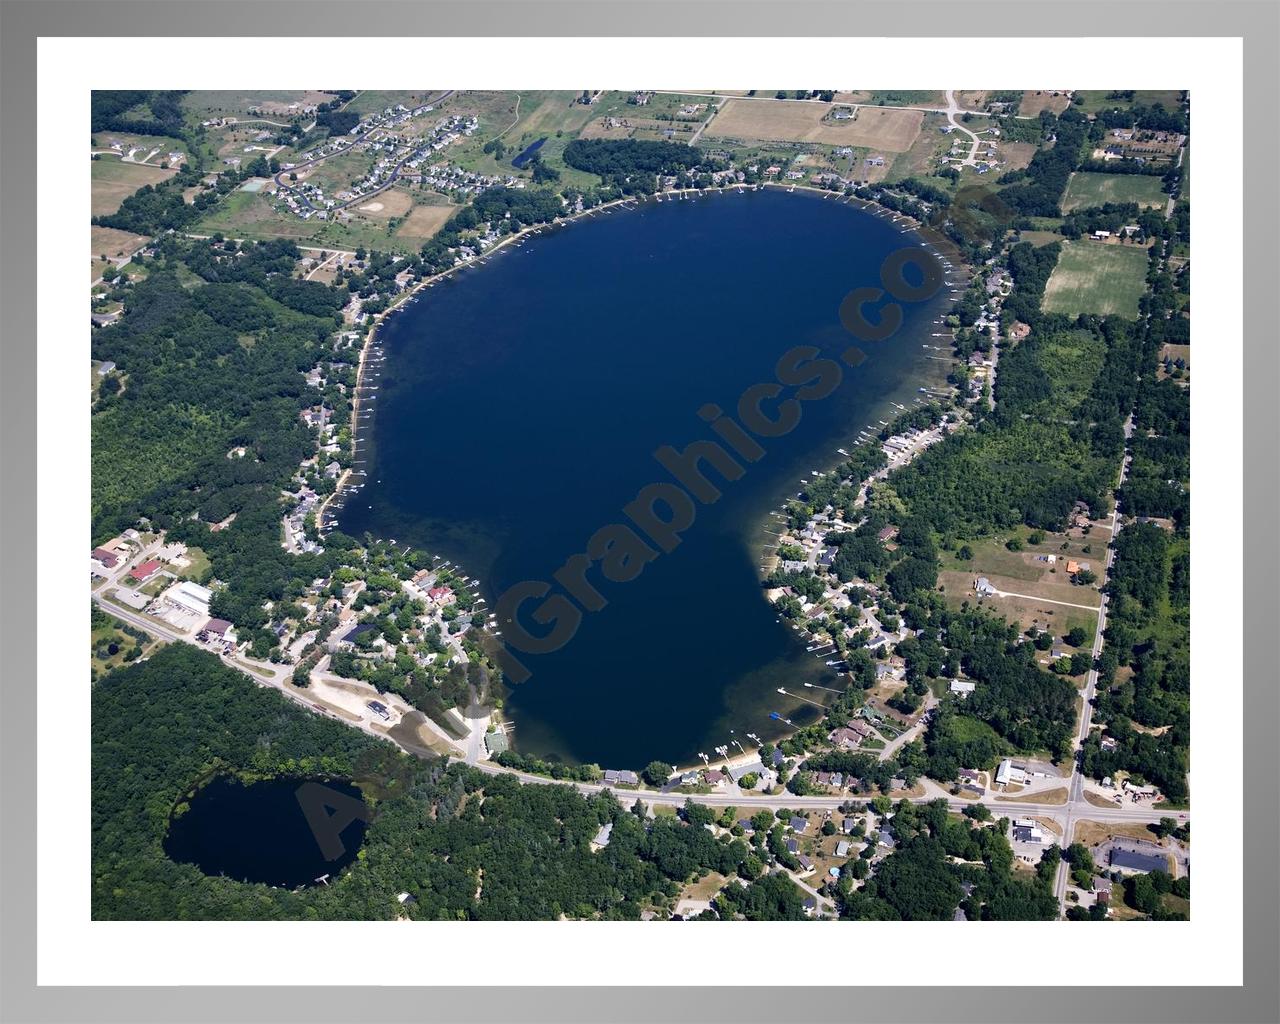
[1084,237,1191,804]
[91,90,188,138]
[562,138,724,192]
[1059,202,1170,241]
[996,108,1090,216]
[94,153,277,236]
[91,237,348,632]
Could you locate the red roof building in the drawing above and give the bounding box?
[130,559,162,582]
[91,547,119,568]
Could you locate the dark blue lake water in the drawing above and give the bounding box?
[338,188,950,768]
[164,775,368,888]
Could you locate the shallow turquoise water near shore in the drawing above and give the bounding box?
[339,188,950,768]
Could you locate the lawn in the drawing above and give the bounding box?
[91,158,175,217]
[1042,240,1149,318]
[1061,172,1168,213]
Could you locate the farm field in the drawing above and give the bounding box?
[1042,239,1149,318]
[1060,172,1168,213]
[91,158,175,217]
[704,98,923,152]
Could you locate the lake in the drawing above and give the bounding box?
[164,775,368,888]
[338,187,951,769]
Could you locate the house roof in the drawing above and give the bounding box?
[131,559,162,580]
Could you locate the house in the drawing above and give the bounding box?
[704,769,727,787]
[602,769,639,786]
[591,823,613,850]
[1065,560,1080,574]
[1109,847,1169,874]
[91,547,119,568]
[878,829,896,849]
[785,838,800,854]
[1008,321,1031,341]
[427,586,455,606]
[678,770,701,787]
[366,700,391,721]
[842,817,857,833]
[796,855,814,872]
[950,679,976,697]
[484,730,509,755]
[789,816,808,833]
[835,840,851,857]
[396,892,417,906]
[96,361,117,375]
[1091,876,1113,901]
[876,525,897,543]
[802,896,818,916]
[953,907,967,922]
[130,559,162,583]
[974,576,997,597]
[1092,230,1111,240]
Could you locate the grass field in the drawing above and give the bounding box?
[91,158,175,217]
[91,226,149,282]
[1072,90,1184,115]
[1042,239,1149,318]
[184,89,335,120]
[705,98,923,152]
[1061,172,1168,213]
[395,201,457,243]
[1018,91,1073,117]
[836,90,946,108]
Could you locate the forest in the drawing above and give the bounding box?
[94,645,768,920]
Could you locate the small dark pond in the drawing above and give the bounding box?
[163,774,369,888]
[511,137,547,168]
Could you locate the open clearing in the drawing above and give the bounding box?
[395,202,456,243]
[91,226,149,280]
[1074,820,1165,849]
[705,98,923,152]
[996,787,1068,805]
[1018,91,1073,117]
[91,159,175,217]
[1061,172,1168,213]
[1043,239,1149,318]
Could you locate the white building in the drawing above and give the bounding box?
[995,758,1029,787]
[164,580,213,617]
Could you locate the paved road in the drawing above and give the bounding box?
[1054,412,1137,909]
